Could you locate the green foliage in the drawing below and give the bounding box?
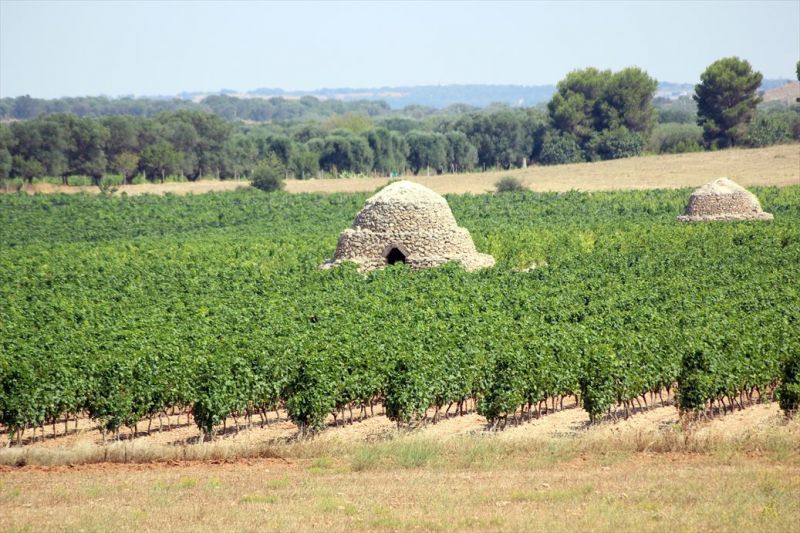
[538,133,583,165]
[289,145,320,179]
[319,133,373,175]
[676,348,711,415]
[0,186,798,439]
[495,176,528,193]
[579,345,618,423]
[0,177,23,191]
[66,175,92,186]
[776,353,800,415]
[405,131,447,174]
[745,109,800,147]
[250,157,285,192]
[585,127,644,161]
[654,96,697,124]
[111,152,140,182]
[548,67,657,144]
[694,57,763,148]
[647,124,703,154]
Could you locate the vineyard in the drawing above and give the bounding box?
[1,185,799,444]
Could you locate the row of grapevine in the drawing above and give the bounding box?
[1,186,798,442]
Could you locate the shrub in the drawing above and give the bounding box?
[164,174,188,183]
[647,124,704,154]
[495,176,528,193]
[1,177,24,191]
[31,176,64,185]
[777,353,800,416]
[251,157,285,192]
[676,348,711,416]
[100,175,124,187]
[131,173,147,185]
[579,345,618,423]
[657,108,697,124]
[538,133,583,165]
[66,175,92,186]
[745,110,800,147]
[585,127,645,161]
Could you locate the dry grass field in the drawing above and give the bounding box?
[1,404,798,531]
[7,143,799,197]
[286,143,800,195]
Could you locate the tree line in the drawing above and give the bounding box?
[0,94,395,122]
[1,58,797,185]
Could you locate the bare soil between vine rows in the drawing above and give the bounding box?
[0,400,789,459]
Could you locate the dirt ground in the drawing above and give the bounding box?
[6,143,799,197]
[1,403,798,532]
[1,403,797,531]
[0,400,787,454]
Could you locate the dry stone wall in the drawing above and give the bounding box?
[322,180,495,271]
[677,178,774,222]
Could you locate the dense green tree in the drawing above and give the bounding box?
[111,152,140,183]
[101,116,141,160]
[444,131,478,172]
[224,134,260,179]
[288,145,320,179]
[547,67,657,159]
[694,57,763,148]
[365,128,408,175]
[10,155,45,182]
[62,115,110,183]
[319,134,373,175]
[405,130,447,174]
[11,95,45,119]
[548,68,608,143]
[0,126,14,179]
[10,116,70,180]
[449,111,527,169]
[585,127,645,161]
[140,142,182,182]
[599,68,658,133]
[257,134,293,166]
[538,132,583,165]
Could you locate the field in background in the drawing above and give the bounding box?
[287,143,800,195]
[6,143,799,197]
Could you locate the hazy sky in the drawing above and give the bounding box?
[1,0,798,98]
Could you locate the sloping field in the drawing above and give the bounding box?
[287,143,800,195]
[8,143,799,196]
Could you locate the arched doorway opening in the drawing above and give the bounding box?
[383,243,409,265]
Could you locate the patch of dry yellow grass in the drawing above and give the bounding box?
[1,433,798,532]
[1,409,797,531]
[286,143,800,195]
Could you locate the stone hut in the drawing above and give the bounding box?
[322,180,495,271]
[677,178,773,222]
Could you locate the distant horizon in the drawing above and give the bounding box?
[3,79,796,104]
[2,1,798,99]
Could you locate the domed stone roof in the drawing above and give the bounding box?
[677,178,773,222]
[322,180,495,271]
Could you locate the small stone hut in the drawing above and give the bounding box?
[322,180,495,271]
[677,178,773,222]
